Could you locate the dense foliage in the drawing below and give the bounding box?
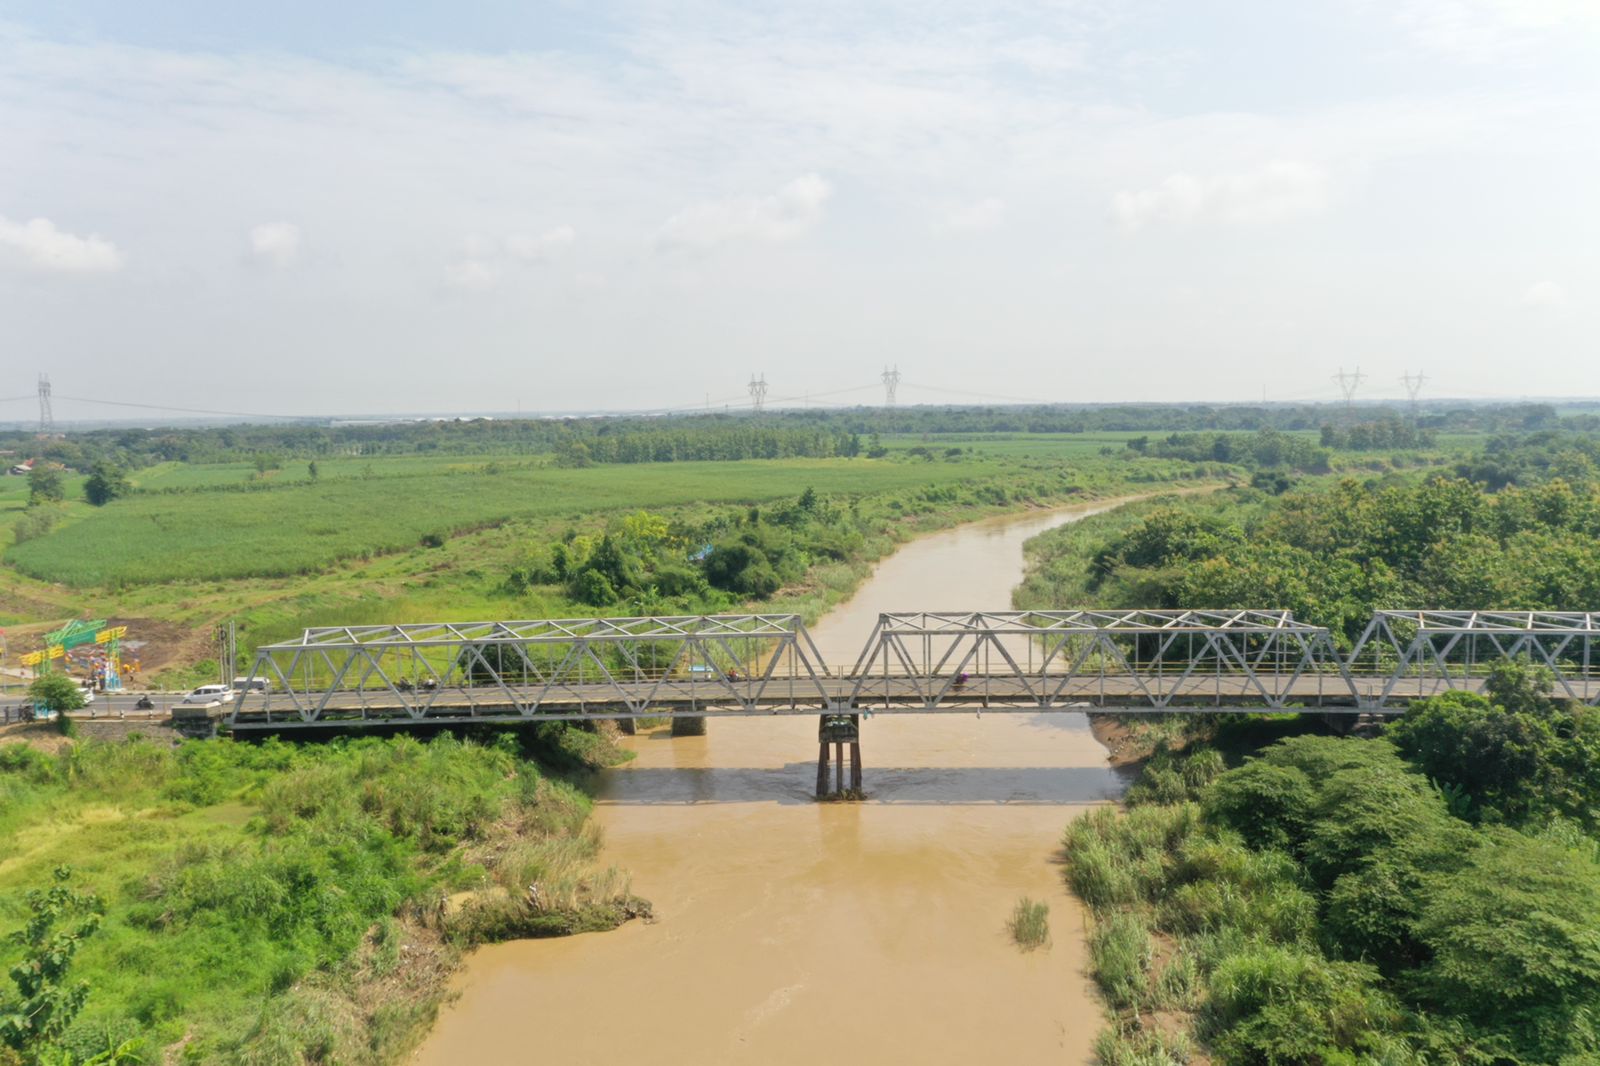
[505,492,869,610]
[0,731,634,1065]
[1068,674,1600,1064]
[1034,474,1600,643]
[1133,428,1332,473]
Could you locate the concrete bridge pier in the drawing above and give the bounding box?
[817,713,862,798]
[671,715,707,736]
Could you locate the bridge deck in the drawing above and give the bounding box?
[225,673,1594,728]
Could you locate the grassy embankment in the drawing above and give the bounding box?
[0,726,643,1065]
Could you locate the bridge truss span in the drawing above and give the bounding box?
[1351,610,1600,706]
[237,614,836,726]
[225,608,1600,730]
[847,610,1356,711]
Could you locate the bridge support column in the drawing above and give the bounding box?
[671,715,707,737]
[817,713,863,799]
[614,717,636,736]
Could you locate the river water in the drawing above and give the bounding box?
[414,502,1130,1065]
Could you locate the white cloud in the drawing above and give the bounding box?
[505,225,575,260]
[248,222,301,266]
[1113,161,1329,231]
[1382,0,1600,61]
[0,214,122,273]
[658,175,832,250]
[1521,280,1571,309]
[939,197,1006,233]
[444,260,497,290]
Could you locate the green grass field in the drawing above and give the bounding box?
[131,454,518,490]
[5,457,1038,586]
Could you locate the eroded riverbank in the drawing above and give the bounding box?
[414,502,1132,1065]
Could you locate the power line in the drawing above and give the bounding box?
[51,394,311,420]
[901,381,1055,405]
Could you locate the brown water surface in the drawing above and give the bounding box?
[414,502,1130,1065]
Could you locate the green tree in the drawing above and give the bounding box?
[1414,829,1600,1060]
[1484,656,1557,717]
[0,867,104,1055]
[27,675,87,714]
[81,463,130,507]
[26,466,64,507]
[307,460,319,482]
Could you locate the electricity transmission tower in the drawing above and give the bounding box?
[881,365,901,407]
[1400,371,1426,423]
[1332,366,1365,417]
[37,374,53,434]
[748,374,768,412]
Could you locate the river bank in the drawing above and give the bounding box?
[414,501,1136,1065]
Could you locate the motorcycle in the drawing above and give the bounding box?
[134,695,155,710]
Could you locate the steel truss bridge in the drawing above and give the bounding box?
[225,609,1600,730]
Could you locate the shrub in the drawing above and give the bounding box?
[1412,827,1600,1061]
[1090,913,1150,1009]
[1008,897,1050,951]
[1207,946,1395,1063]
[1202,761,1316,852]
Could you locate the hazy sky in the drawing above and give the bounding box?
[1,1,1596,419]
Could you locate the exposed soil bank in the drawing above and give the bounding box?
[414,502,1132,1065]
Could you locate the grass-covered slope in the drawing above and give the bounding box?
[0,728,639,1065]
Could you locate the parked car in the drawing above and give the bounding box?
[180,684,235,707]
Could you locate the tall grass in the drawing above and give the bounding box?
[0,731,639,1063]
[1008,896,1050,950]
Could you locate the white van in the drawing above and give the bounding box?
[181,684,235,706]
[231,677,271,694]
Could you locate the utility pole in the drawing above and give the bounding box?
[216,621,236,686]
[1400,371,1426,424]
[882,365,901,407]
[1332,366,1365,420]
[37,374,53,435]
[748,374,768,412]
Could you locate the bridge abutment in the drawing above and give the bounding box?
[671,715,707,737]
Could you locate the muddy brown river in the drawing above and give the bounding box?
[414,502,1130,1065]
